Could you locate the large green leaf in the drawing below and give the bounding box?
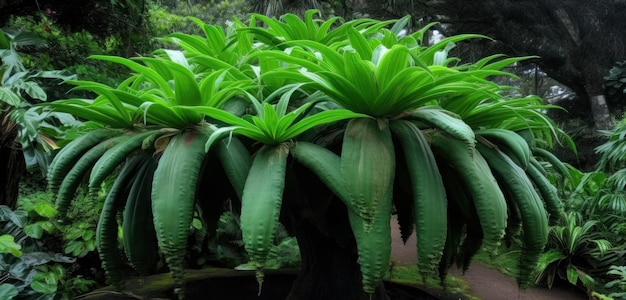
[0,284,18,300]
[0,234,22,257]
[20,81,47,100]
[0,87,21,106]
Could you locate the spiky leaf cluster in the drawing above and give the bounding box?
[44,10,574,298]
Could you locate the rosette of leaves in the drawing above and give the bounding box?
[42,20,362,299]
[224,10,573,293]
[45,10,574,299]
[535,211,619,291]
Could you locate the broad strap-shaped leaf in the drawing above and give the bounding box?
[430,131,508,249]
[151,131,209,297]
[239,144,289,292]
[341,118,395,230]
[390,120,447,278]
[410,106,475,150]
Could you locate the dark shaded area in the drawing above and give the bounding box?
[81,270,441,300]
[282,159,386,300]
[0,117,25,210]
[1,0,145,36]
[0,0,148,59]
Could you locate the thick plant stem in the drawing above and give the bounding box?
[283,163,389,300]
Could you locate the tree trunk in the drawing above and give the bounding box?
[588,95,613,130]
[282,164,389,300]
[0,118,25,210]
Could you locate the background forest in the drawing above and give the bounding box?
[1,1,626,299]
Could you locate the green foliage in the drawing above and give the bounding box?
[62,223,97,258]
[204,211,300,270]
[549,126,626,296]
[6,14,129,88]
[7,15,103,69]
[605,265,626,298]
[148,0,249,36]
[18,190,100,258]
[535,212,619,291]
[565,121,626,246]
[0,234,22,257]
[0,284,19,299]
[0,27,77,174]
[43,10,571,298]
[0,205,95,300]
[604,61,626,100]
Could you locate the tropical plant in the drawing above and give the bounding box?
[42,10,572,299]
[535,211,621,293]
[0,28,76,167]
[604,61,626,102]
[596,118,626,173]
[604,265,626,298]
[0,27,76,211]
[0,205,95,300]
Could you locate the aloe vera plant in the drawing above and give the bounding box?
[44,10,575,299]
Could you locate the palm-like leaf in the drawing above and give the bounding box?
[242,9,389,48]
[200,84,367,147]
[48,54,251,129]
[256,28,524,119]
[596,119,626,172]
[536,211,617,289]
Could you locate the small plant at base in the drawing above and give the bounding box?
[535,211,617,292]
[0,205,96,299]
[605,265,626,298]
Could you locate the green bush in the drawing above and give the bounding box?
[18,189,101,259]
[6,14,130,88]
[604,61,626,102]
[535,211,617,291]
[0,205,96,299]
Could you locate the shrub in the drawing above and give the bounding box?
[604,61,626,103]
[0,205,95,299]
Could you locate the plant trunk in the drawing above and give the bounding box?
[0,119,25,210]
[282,165,389,300]
[589,94,613,131]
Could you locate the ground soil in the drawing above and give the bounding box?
[389,217,589,300]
